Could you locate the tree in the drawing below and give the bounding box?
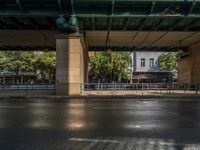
[0,51,56,84]
[0,51,36,83]
[0,51,35,74]
[33,52,56,83]
[159,52,177,71]
[89,52,131,83]
[0,51,6,72]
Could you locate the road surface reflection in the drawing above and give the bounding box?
[0,99,199,149]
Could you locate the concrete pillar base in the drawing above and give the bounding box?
[55,34,86,96]
[56,83,81,96]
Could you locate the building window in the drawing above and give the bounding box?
[141,58,145,67]
[150,58,154,67]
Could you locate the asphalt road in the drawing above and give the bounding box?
[0,99,200,150]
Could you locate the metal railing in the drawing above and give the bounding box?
[0,83,200,96]
[81,83,200,96]
[0,84,55,96]
[0,84,55,90]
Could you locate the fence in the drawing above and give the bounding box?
[0,83,200,96]
[81,83,200,96]
[0,84,55,96]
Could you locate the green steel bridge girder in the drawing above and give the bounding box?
[0,0,200,16]
[0,0,199,52]
[0,0,199,31]
[0,15,200,32]
[0,0,200,31]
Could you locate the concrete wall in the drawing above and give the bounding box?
[178,43,200,83]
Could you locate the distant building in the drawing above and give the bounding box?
[131,52,174,83]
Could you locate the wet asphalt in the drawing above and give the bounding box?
[0,99,200,150]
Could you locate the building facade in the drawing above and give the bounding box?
[131,52,174,83]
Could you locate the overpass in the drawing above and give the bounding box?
[0,0,200,95]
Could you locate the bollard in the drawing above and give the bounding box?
[101,84,103,94]
[136,84,138,94]
[124,84,126,95]
[26,84,28,96]
[133,84,134,94]
[97,83,99,95]
[142,83,144,96]
[112,83,114,95]
[115,83,116,95]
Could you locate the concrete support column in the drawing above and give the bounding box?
[56,34,88,95]
[177,56,191,83]
[178,42,200,83]
[190,43,200,83]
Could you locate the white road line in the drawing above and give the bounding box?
[0,106,25,109]
[68,138,124,143]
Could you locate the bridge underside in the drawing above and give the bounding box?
[0,30,199,52]
[0,0,200,51]
[0,0,200,95]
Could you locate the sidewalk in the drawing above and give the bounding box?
[0,90,200,102]
[82,89,199,96]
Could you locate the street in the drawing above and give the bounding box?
[0,99,200,149]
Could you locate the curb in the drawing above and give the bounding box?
[0,95,200,102]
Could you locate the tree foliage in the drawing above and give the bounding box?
[0,51,35,74]
[0,51,56,83]
[33,52,56,82]
[89,52,131,82]
[159,52,177,71]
